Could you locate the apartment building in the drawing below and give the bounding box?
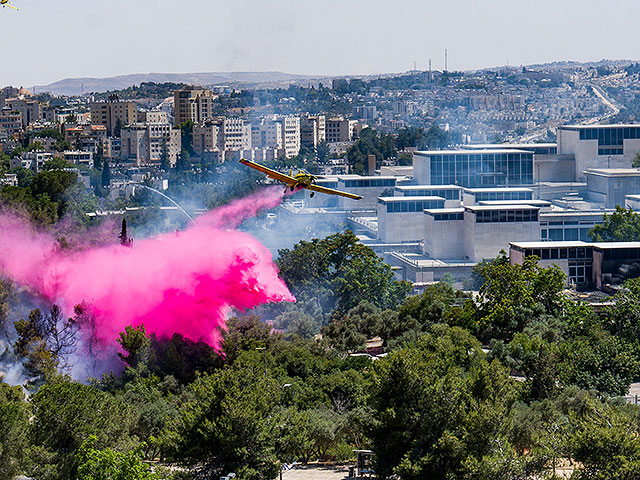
[90,101,138,136]
[280,116,301,158]
[6,98,42,127]
[193,117,251,155]
[326,118,359,143]
[120,123,181,166]
[65,125,107,153]
[0,110,22,136]
[300,114,326,148]
[251,115,300,158]
[63,150,94,169]
[173,86,218,126]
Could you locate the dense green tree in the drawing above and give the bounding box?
[169,352,281,480]
[367,326,520,480]
[589,205,640,241]
[473,253,566,341]
[94,142,104,171]
[395,126,426,150]
[116,375,181,460]
[159,140,170,171]
[117,325,152,369]
[76,436,159,480]
[28,380,138,480]
[0,184,59,224]
[13,305,78,381]
[0,383,30,480]
[607,277,640,338]
[346,128,397,174]
[101,160,111,187]
[0,279,14,335]
[395,281,470,334]
[41,157,73,171]
[31,170,78,202]
[557,334,640,396]
[0,152,10,175]
[10,165,35,187]
[150,333,224,384]
[277,230,411,317]
[570,399,640,479]
[178,120,195,156]
[316,140,330,163]
[113,118,122,138]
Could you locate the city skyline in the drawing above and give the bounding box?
[3,0,640,87]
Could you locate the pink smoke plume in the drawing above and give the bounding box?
[0,187,294,351]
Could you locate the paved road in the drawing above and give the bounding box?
[282,464,350,480]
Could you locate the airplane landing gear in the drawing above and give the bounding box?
[310,192,315,198]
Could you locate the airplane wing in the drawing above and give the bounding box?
[307,183,363,200]
[5,3,18,9]
[239,159,296,185]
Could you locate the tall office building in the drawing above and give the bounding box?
[413,149,534,188]
[173,86,218,126]
[192,117,251,154]
[300,114,326,148]
[251,115,300,158]
[120,123,181,166]
[90,100,138,136]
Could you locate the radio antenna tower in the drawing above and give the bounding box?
[444,49,448,72]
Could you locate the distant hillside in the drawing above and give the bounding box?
[32,71,322,96]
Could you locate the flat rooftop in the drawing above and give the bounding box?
[424,208,465,214]
[338,175,397,180]
[511,241,590,249]
[466,204,539,211]
[511,240,640,250]
[415,149,534,155]
[395,184,461,190]
[561,124,640,130]
[592,242,640,249]
[378,196,444,202]
[462,143,556,149]
[479,200,552,206]
[464,187,534,193]
[540,210,611,218]
[584,168,640,177]
[390,252,476,268]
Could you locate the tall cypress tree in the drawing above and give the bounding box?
[101,160,111,187]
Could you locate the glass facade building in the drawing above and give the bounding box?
[343,178,395,188]
[426,150,534,187]
[397,187,460,200]
[474,209,539,223]
[379,197,445,213]
[577,126,640,156]
[469,189,533,202]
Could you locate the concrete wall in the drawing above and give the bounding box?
[465,214,540,262]
[412,153,430,184]
[424,215,465,259]
[377,205,427,243]
[534,155,576,182]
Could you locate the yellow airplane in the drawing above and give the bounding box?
[239,159,362,200]
[1,0,18,9]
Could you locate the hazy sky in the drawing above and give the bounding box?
[1,0,639,87]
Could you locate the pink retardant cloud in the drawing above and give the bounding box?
[0,187,294,351]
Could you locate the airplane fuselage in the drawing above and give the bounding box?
[293,172,315,188]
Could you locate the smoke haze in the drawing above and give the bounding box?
[0,186,294,352]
